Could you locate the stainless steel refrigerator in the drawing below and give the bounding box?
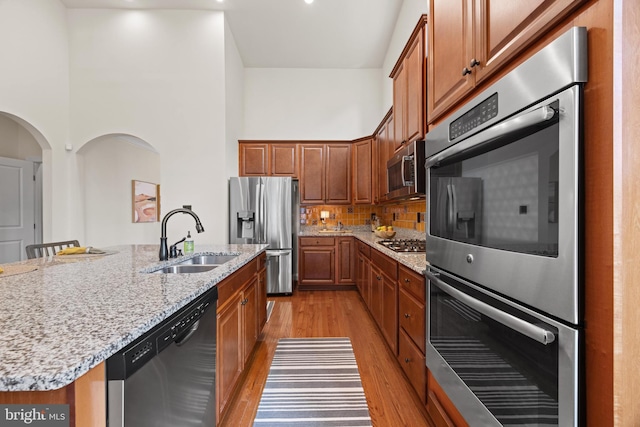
[229,177,298,295]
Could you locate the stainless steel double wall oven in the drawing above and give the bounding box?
[425,27,587,426]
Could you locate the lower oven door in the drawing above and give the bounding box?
[426,266,580,427]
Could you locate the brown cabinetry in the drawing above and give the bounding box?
[299,236,355,288]
[356,241,371,306]
[238,141,298,178]
[216,256,265,420]
[390,15,427,151]
[428,0,585,123]
[398,265,426,403]
[374,109,393,203]
[238,141,298,177]
[370,249,398,355]
[299,144,351,205]
[352,137,373,204]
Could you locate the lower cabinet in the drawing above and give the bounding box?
[217,254,266,421]
[299,236,355,288]
[427,371,469,427]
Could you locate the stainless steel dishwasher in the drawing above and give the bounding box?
[107,286,218,427]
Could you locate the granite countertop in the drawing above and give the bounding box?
[0,243,267,392]
[299,226,429,274]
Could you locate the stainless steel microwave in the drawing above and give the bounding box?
[386,140,425,200]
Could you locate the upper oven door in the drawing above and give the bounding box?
[426,85,581,325]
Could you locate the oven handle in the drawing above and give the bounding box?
[426,271,556,345]
[425,105,556,168]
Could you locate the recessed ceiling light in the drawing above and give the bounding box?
[304,0,314,4]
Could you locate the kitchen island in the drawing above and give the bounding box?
[0,243,267,394]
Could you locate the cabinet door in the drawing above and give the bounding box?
[428,0,475,124]
[271,144,298,177]
[473,0,586,83]
[336,237,355,284]
[257,266,267,331]
[392,63,407,151]
[370,264,383,326]
[376,114,393,203]
[299,145,325,205]
[239,143,269,176]
[399,287,426,353]
[242,279,258,365]
[325,144,352,204]
[381,273,398,355]
[352,139,372,205]
[299,246,335,285]
[217,294,242,416]
[405,28,425,145]
[399,329,426,404]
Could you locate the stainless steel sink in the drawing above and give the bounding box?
[152,264,218,274]
[177,254,238,265]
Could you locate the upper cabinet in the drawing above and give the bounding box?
[391,15,428,152]
[299,143,351,205]
[374,109,393,204]
[428,0,586,124]
[352,137,373,205]
[238,141,298,177]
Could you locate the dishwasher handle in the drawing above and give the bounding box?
[174,319,200,346]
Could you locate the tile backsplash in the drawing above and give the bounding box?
[300,199,427,232]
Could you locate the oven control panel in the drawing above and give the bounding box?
[450,93,498,140]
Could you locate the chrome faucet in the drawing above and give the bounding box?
[159,206,205,261]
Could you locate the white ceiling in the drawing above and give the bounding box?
[60,0,404,69]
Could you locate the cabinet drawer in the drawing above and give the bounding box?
[217,258,257,308]
[398,329,426,403]
[357,241,370,258]
[300,236,335,247]
[399,265,425,300]
[371,249,397,280]
[399,287,426,353]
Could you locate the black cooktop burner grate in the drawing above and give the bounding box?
[377,238,426,253]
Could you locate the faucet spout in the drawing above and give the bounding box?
[159,206,205,261]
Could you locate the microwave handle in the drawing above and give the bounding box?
[425,105,556,168]
[426,270,556,345]
[401,155,414,186]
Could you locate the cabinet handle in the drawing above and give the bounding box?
[404,313,411,318]
[377,275,382,281]
[462,67,472,76]
[469,58,480,68]
[404,358,411,363]
[404,278,411,283]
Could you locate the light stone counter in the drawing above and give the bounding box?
[0,243,267,392]
[299,226,429,274]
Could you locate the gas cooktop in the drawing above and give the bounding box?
[377,238,426,253]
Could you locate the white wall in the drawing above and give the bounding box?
[0,0,70,242]
[224,19,244,178]
[0,115,41,160]
[381,0,430,109]
[243,68,382,140]
[68,9,230,245]
[78,136,161,247]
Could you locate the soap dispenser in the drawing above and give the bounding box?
[184,231,194,254]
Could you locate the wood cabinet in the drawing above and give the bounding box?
[299,143,351,205]
[299,238,335,286]
[356,241,371,306]
[257,255,267,331]
[238,141,298,177]
[370,249,398,355]
[427,371,469,427]
[298,236,355,288]
[374,109,393,204]
[390,15,427,151]
[352,137,373,204]
[216,256,265,420]
[428,0,585,123]
[398,265,426,403]
[336,237,355,284]
[239,143,269,176]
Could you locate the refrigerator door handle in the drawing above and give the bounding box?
[266,250,289,257]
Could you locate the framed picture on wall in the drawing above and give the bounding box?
[132,180,160,223]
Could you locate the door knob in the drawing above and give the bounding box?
[462,67,472,76]
[469,58,480,68]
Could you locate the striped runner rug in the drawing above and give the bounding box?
[253,337,372,426]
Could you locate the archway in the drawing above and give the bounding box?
[0,112,50,262]
[77,133,161,248]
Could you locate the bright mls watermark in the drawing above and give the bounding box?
[0,405,69,427]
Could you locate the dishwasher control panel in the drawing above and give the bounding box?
[107,286,218,380]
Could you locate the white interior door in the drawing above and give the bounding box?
[0,156,35,263]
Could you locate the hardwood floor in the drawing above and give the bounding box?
[219,289,432,427]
